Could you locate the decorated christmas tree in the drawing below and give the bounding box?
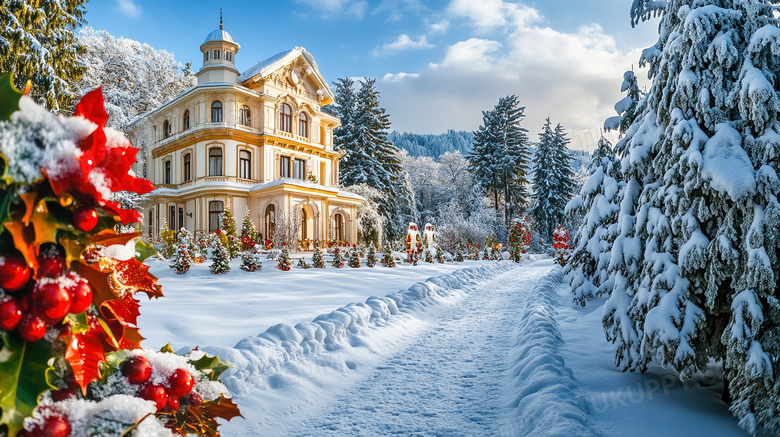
[424,248,433,264]
[159,218,176,259]
[551,226,570,266]
[209,239,230,274]
[381,246,396,267]
[297,258,312,269]
[240,207,257,251]
[331,247,344,268]
[169,243,192,274]
[240,247,262,272]
[507,218,530,263]
[436,248,445,263]
[366,245,377,267]
[348,244,361,268]
[220,203,239,258]
[312,242,326,268]
[277,243,292,271]
[0,82,239,436]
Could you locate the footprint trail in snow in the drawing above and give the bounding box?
[289,261,554,436]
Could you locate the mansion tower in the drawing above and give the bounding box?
[128,21,363,244]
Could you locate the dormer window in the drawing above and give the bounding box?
[213,50,220,60]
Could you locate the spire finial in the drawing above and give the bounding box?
[220,8,223,30]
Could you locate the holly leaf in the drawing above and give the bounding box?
[200,395,243,422]
[0,332,54,436]
[99,293,144,350]
[63,325,107,396]
[134,239,158,262]
[0,72,22,121]
[190,353,231,382]
[99,257,163,300]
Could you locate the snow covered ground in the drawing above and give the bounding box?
[138,256,749,436]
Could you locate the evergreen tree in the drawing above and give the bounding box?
[570,1,780,434]
[240,246,262,272]
[507,219,530,263]
[330,247,344,268]
[209,240,230,274]
[220,203,239,258]
[366,244,377,267]
[381,245,396,267]
[467,95,531,232]
[241,207,258,251]
[277,243,291,271]
[332,77,403,240]
[0,0,86,112]
[565,136,622,305]
[297,258,312,269]
[312,243,326,268]
[531,118,575,241]
[604,70,645,141]
[436,247,445,264]
[348,245,361,268]
[169,243,191,274]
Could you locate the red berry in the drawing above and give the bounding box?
[42,414,71,437]
[17,428,35,437]
[168,369,194,397]
[186,391,203,406]
[37,245,67,278]
[122,356,152,385]
[18,312,47,342]
[138,383,167,411]
[0,253,31,291]
[0,297,23,331]
[166,395,181,411]
[73,206,98,232]
[31,282,71,324]
[51,386,77,402]
[66,276,92,314]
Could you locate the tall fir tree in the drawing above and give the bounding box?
[0,0,86,112]
[531,118,574,241]
[467,95,531,233]
[241,207,257,250]
[332,77,403,240]
[564,136,623,306]
[567,1,780,434]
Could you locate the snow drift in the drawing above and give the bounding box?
[509,266,598,436]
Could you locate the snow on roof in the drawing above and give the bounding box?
[238,47,317,83]
[204,29,235,44]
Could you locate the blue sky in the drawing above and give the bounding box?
[86,0,659,150]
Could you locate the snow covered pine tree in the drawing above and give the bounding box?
[573,1,780,434]
[531,118,575,242]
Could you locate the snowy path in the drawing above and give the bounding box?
[285,260,555,436]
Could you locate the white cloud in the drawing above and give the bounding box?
[383,72,420,82]
[447,0,541,31]
[115,0,141,18]
[295,0,367,19]
[428,19,450,34]
[377,1,646,149]
[372,34,433,56]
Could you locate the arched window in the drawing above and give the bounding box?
[239,150,251,179]
[211,101,223,123]
[239,105,251,126]
[264,204,275,241]
[163,120,171,138]
[280,103,292,133]
[209,201,223,233]
[301,209,308,240]
[183,110,190,130]
[209,148,223,176]
[334,213,344,242]
[183,153,191,181]
[299,112,308,138]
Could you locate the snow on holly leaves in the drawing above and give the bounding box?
[0,76,239,436]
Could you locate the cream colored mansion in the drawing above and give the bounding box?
[128,23,363,245]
